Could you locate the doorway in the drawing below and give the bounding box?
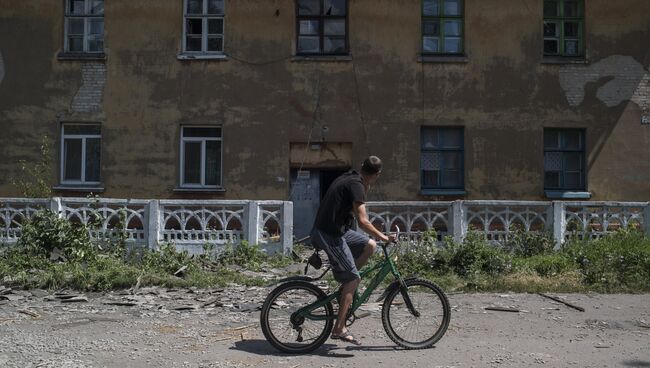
[290,168,349,239]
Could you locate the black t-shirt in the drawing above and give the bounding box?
[313,170,366,237]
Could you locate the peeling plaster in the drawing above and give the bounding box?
[560,55,649,110]
[71,63,106,113]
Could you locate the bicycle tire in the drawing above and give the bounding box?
[381,278,450,349]
[260,281,334,354]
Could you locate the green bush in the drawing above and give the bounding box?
[561,228,650,291]
[503,227,555,257]
[512,253,575,277]
[441,232,513,277]
[17,210,96,263]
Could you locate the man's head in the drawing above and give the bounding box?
[360,156,382,184]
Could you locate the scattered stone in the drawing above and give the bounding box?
[103,301,138,307]
[173,305,197,311]
[0,287,12,296]
[30,289,49,298]
[234,303,261,313]
[60,296,88,303]
[1,294,25,302]
[200,298,223,308]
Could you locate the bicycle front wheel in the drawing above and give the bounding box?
[260,281,334,354]
[381,278,450,349]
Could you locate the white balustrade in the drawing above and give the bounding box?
[1,198,648,252]
[0,197,293,255]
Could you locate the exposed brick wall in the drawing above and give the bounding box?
[71,63,106,113]
[559,55,649,109]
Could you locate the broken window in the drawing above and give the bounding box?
[181,126,222,188]
[61,124,102,184]
[296,0,348,55]
[183,0,225,53]
[422,0,464,54]
[543,0,584,57]
[64,0,104,53]
[421,127,464,190]
[543,128,585,190]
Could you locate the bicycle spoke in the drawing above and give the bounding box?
[262,283,332,351]
[384,280,449,347]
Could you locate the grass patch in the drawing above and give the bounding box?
[0,210,285,291]
[390,228,650,293]
[1,210,649,294]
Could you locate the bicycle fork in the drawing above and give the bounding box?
[399,281,421,318]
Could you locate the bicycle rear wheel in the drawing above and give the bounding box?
[381,278,450,349]
[260,281,334,354]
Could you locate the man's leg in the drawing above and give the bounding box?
[333,278,360,336]
[355,239,377,269]
[311,229,361,341]
[343,230,376,270]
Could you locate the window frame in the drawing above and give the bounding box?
[179,126,223,189]
[420,126,465,191]
[63,0,104,54]
[543,0,585,57]
[182,0,226,55]
[421,0,465,56]
[543,128,586,191]
[295,0,350,56]
[60,123,102,186]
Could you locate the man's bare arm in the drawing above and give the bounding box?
[353,202,395,243]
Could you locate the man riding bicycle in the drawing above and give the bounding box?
[310,155,396,345]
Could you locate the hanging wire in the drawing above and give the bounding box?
[287,72,323,201]
[351,59,370,155]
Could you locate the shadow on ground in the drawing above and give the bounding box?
[622,360,650,367]
[231,339,355,358]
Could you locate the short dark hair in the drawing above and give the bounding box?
[361,156,382,175]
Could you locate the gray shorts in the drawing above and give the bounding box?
[310,228,370,283]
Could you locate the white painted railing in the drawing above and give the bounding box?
[365,200,650,249]
[0,197,293,255]
[2,198,648,252]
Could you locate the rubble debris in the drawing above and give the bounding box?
[174,266,188,277]
[485,306,520,313]
[60,296,89,303]
[103,300,138,307]
[17,309,41,318]
[538,293,585,312]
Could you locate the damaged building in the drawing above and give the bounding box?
[0,0,649,237]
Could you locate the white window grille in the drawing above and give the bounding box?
[60,124,102,185]
[180,126,223,188]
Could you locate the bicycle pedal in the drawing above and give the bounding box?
[355,311,371,319]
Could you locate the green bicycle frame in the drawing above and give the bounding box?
[294,245,405,322]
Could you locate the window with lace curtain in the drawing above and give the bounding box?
[544,129,585,190]
[421,127,464,191]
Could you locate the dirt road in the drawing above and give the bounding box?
[1,286,649,367]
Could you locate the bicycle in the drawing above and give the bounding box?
[260,229,451,354]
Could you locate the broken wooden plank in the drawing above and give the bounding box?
[538,293,585,312]
[484,306,520,313]
[17,309,41,318]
